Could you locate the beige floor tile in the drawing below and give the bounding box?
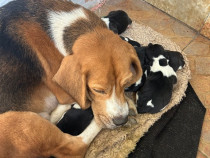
[197,150,208,158]
[200,15,210,39]
[184,35,210,56]
[205,93,210,108]
[204,109,210,121]
[196,57,210,75]
[190,74,210,95]
[198,139,210,157]
[201,120,210,143]
[187,55,196,73]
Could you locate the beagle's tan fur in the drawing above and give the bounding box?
[0,111,102,158]
[0,0,142,156]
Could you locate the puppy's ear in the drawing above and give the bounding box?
[53,55,91,109]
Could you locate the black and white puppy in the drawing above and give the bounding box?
[136,54,177,114]
[101,10,132,34]
[125,43,184,114]
[126,44,185,92]
[165,50,185,72]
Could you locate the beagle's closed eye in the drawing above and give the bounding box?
[93,89,106,94]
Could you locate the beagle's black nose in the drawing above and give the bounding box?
[113,116,128,126]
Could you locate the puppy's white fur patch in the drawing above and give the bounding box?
[145,70,148,77]
[78,119,102,144]
[178,66,183,70]
[101,17,110,28]
[151,55,176,77]
[147,100,154,108]
[48,8,87,56]
[106,86,129,120]
[136,93,139,104]
[50,104,71,124]
[135,77,142,87]
[124,37,129,42]
[73,103,82,109]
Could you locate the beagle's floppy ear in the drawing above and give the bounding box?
[53,55,91,109]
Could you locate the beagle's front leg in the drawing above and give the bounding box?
[58,119,102,158]
[50,104,72,124]
[78,118,102,145]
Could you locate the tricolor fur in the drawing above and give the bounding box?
[0,1,142,156]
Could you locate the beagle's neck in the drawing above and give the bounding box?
[47,7,107,57]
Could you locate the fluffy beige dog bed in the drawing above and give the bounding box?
[85,22,191,158]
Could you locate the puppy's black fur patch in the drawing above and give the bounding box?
[57,107,93,136]
[159,58,168,66]
[165,50,185,71]
[136,72,174,114]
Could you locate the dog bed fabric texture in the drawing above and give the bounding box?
[85,22,191,158]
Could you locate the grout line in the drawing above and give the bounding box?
[198,13,210,33]
[198,13,210,40]
[142,0,210,41]
[181,33,199,51]
[198,150,208,158]
[199,150,208,158]
[142,0,199,33]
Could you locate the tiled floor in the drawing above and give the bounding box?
[95,0,210,157]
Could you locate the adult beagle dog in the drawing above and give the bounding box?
[0,111,101,158]
[0,0,142,156]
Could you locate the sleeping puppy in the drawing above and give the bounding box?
[144,44,185,72]
[101,10,132,34]
[136,55,177,114]
[57,105,93,136]
[124,43,184,113]
[126,43,185,92]
[56,97,137,136]
[0,111,101,158]
[164,50,185,72]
